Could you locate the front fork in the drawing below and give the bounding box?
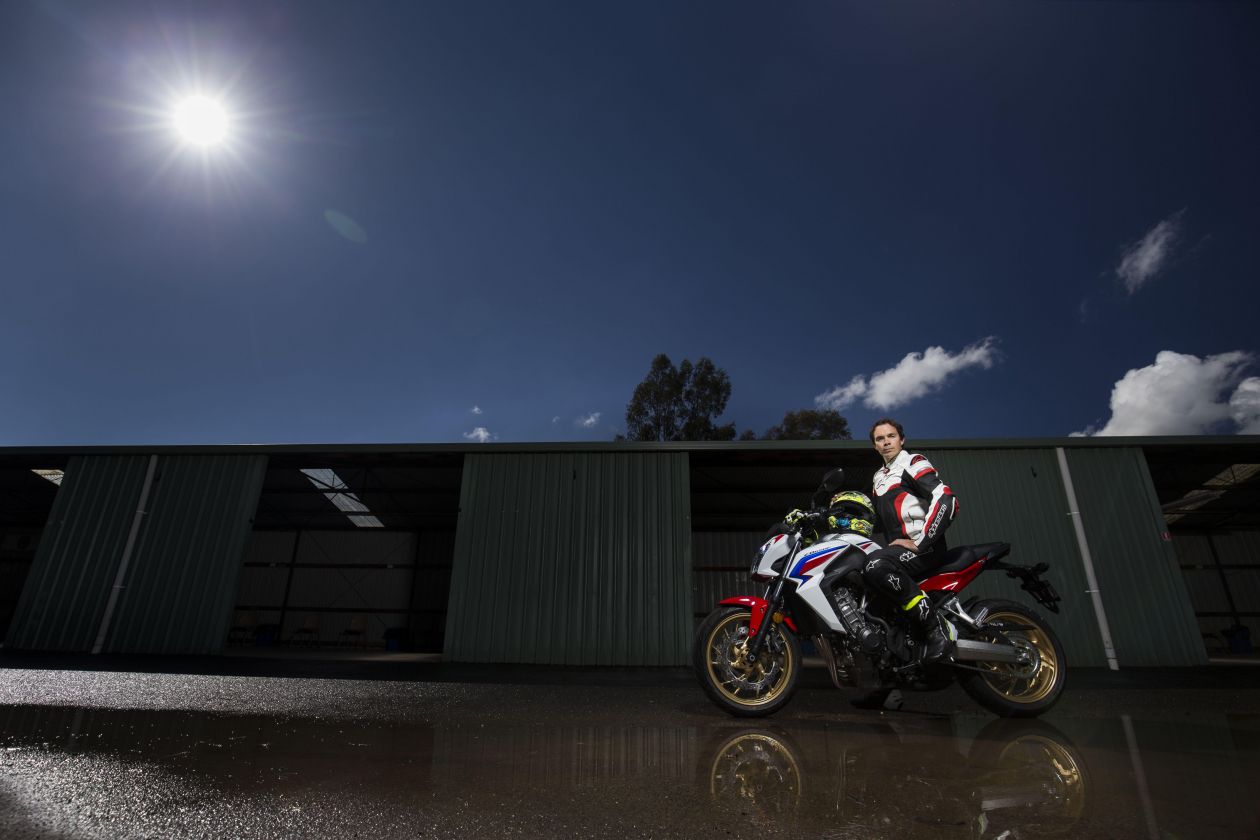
[745,577,787,657]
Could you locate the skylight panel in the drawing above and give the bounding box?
[33,469,64,486]
[300,468,383,528]
[1162,464,1260,524]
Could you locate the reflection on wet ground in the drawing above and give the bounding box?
[1,667,1258,838]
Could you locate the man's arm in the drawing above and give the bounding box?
[903,455,958,551]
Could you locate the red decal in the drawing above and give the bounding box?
[798,550,838,575]
[910,455,926,465]
[894,493,910,538]
[912,466,937,479]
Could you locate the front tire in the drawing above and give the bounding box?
[694,607,801,717]
[957,599,1067,717]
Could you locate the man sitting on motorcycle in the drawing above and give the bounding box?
[862,417,959,664]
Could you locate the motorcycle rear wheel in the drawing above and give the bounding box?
[957,599,1066,718]
[694,606,801,717]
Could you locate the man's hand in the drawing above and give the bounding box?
[784,509,807,526]
[890,538,918,552]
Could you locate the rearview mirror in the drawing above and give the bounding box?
[812,468,845,507]
[819,468,845,493]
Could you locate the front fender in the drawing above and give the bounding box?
[718,596,798,634]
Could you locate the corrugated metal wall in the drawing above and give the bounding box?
[1064,448,1206,666]
[107,455,267,654]
[445,452,691,665]
[5,454,266,654]
[928,449,1112,667]
[5,455,152,651]
[692,531,765,620]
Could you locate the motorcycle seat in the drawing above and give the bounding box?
[930,542,1011,575]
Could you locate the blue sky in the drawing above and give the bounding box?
[1,1,1258,445]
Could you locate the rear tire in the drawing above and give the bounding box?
[957,599,1067,718]
[694,606,801,717]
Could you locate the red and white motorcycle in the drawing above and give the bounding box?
[694,469,1067,718]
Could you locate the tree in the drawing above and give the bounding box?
[622,354,738,441]
[761,408,852,441]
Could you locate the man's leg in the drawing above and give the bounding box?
[861,548,952,663]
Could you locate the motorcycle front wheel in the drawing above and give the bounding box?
[694,606,801,717]
[957,599,1067,717]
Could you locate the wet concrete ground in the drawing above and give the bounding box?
[1,655,1258,838]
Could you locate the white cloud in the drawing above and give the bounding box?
[1075,351,1254,436]
[470,405,482,415]
[1116,210,1184,294]
[576,412,601,429]
[1230,377,1260,434]
[815,337,1000,412]
[814,376,870,412]
[462,427,496,443]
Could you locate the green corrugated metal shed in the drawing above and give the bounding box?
[5,454,266,654]
[4,436,1255,667]
[105,455,268,655]
[1064,447,1206,666]
[925,449,1112,667]
[445,452,691,665]
[6,455,153,651]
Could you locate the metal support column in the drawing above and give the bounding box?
[92,454,159,654]
[1205,532,1241,627]
[277,530,302,640]
[1056,447,1120,670]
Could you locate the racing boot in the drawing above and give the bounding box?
[904,593,955,663]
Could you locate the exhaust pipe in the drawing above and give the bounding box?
[953,639,1025,664]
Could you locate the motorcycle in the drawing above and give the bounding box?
[693,468,1067,718]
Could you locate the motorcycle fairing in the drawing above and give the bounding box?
[919,559,985,593]
[788,534,880,634]
[718,595,799,634]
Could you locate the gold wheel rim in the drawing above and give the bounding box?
[978,610,1059,704]
[705,612,795,708]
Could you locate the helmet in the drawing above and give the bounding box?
[827,490,875,537]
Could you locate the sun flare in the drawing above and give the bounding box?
[172,96,230,147]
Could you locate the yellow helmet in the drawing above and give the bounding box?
[828,491,875,537]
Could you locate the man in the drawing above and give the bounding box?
[861,417,959,664]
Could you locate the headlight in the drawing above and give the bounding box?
[751,541,773,580]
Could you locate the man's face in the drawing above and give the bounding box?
[872,424,904,463]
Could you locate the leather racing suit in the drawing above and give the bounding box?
[860,450,959,658]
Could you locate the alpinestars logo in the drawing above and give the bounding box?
[927,504,947,539]
[886,574,902,592]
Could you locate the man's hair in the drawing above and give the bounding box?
[868,417,905,443]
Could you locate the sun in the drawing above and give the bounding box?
[172,95,230,147]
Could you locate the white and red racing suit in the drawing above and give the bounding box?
[860,450,961,628]
[871,450,958,555]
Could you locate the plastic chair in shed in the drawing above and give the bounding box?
[290,614,320,646]
[229,611,257,646]
[339,615,367,647]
